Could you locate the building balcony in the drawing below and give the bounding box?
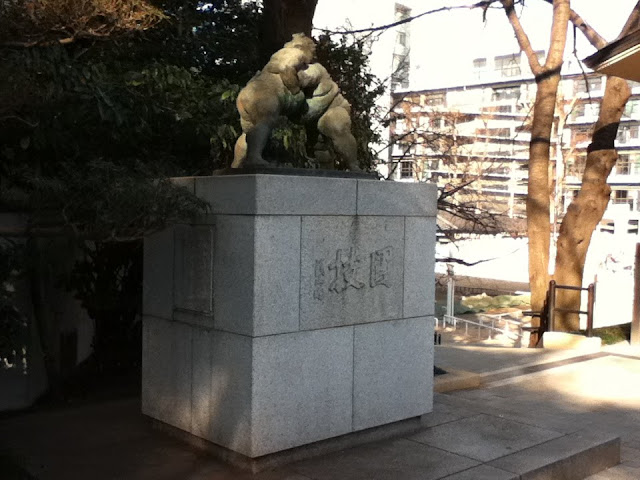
[478,188,527,196]
[574,90,605,100]
[567,116,600,125]
[616,139,640,148]
[608,172,640,184]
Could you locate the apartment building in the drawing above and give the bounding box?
[389,50,640,230]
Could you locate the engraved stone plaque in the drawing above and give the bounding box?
[300,216,404,330]
[174,225,213,313]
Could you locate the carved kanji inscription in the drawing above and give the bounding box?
[314,246,393,300]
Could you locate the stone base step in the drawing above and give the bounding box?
[486,431,620,480]
[435,352,608,393]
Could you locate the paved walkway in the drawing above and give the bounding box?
[1,344,639,479]
[435,344,590,374]
[437,345,640,480]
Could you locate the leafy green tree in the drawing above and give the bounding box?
[0,241,25,366]
[0,0,261,385]
[0,0,386,389]
[259,0,318,63]
[316,34,385,170]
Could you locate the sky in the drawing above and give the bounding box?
[414,0,638,87]
[313,0,639,90]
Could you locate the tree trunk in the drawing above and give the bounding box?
[501,0,570,346]
[259,0,319,63]
[550,1,639,331]
[553,77,631,330]
[527,75,559,319]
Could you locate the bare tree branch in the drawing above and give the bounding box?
[0,0,164,47]
[539,0,608,49]
[567,9,607,49]
[436,253,520,266]
[313,1,500,36]
[0,115,39,128]
[501,0,544,76]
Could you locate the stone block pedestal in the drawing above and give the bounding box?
[142,173,437,460]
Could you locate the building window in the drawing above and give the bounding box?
[574,76,603,95]
[573,125,592,144]
[476,128,510,138]
[616,190,629,199]
[624,98,640,118]
[482,104,514,113]
[616,154,631,175]
[567,154,587,178]
[426,159,439,171]
[572,103,585,119]
[400,160,413,178]
[491,86,520,101]
[485,182,509,191]
[617,125,640,144]
[393,141,413,157]
[487,146,514,157]
[613,189,631,207]
[629,153,640,175]
[572,102,600,121]
[391,53,410,90]
[494,54,521,78]
[431,115,445,129]
[496,105,513,113]
[422,93,445,107]
[473,58,487,80]
[587,103,600,117]
[391,4,411,91]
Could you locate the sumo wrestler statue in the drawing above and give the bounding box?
[297,62,359,171]
[231,33,359,171]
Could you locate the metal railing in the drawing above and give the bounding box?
[547,280,595,337]
[439,313,523,341]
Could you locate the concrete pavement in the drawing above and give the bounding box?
[436,345,640,480]
[1,344,639,479]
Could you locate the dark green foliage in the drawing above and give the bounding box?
[0,241,26,364]
[0,450,34,480]
[65,241,143,372]
[0,1,383,219]
[316,34,385,171]
[0,48,242,190]
[0,1,264,217]
[0,1,261,382]
[0,0,384,386]
[30,161,209,240]
[142,0,262,81]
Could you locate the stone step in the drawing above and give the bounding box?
[435,352,609,393]
[486,431,620,480]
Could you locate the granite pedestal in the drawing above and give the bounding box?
[142,173,437,463]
